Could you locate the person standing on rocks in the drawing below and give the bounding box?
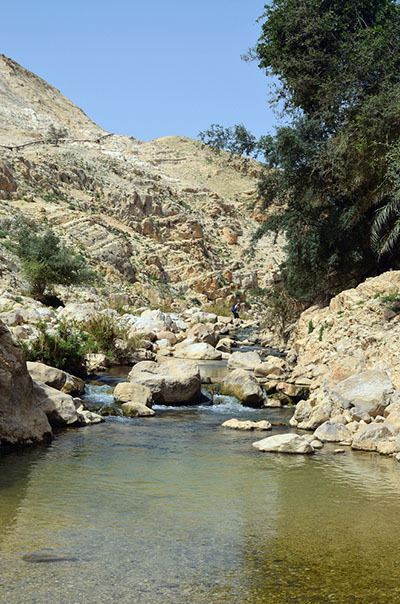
[232,302,240,319]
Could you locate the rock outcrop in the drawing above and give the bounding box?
[0,320,52,446]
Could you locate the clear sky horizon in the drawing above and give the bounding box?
[1,1,279,142]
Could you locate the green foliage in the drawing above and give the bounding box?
[14,225,95,301]
[198,123,259,158]
[20,321,90,376]
[252,0,400,301]
[82,314,126,352]
[47,124,68,145]
[308,320,314,334]
[263,285,306,340]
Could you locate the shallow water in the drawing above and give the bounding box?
[1,389,400,603]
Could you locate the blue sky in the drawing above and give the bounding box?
[1,1,278,142]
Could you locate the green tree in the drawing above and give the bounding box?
[198,123,259,157]
[253,0,400,301]
[15,226,95,301]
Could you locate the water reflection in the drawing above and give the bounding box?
[1,409,400,603]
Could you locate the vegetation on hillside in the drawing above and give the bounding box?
[201,0,400,303]
[15,225,95,301]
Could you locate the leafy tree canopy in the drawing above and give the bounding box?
[15,225,95,301]
[253,0,400,301]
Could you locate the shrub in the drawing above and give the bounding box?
[263,285,306,341]
[82,314,127,353]
[20,321,91,376]
[15,225,95,301]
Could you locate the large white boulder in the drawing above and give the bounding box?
[252,433,314,454]
[351,423,393,451]
[128,359,201,405]
[333,370,394,417]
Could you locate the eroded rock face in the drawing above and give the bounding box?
[351,424,393,452]
[252,433,314,454]
[290,371,395,430]
[128,359,201,405]
[333,371,393,417]
[0,321,52,446]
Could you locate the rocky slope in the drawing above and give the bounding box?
[0,54,284,311]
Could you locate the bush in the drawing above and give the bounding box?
[15,225,95,301]
[20,321,91,376]
[82,314,127,353]
[263,285,306,341]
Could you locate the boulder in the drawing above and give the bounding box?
[215,337,234,353]
[114,382,153,408]
[252,433,314,454]
[85,353,111,373]
[221,418,272,431]
[174,340,222,360]
[128,359,201,405]
[333,371,394,417]
[0,321,52,446]
[58,303,99,323]
[227,351,262,371]
[27,362,84,395]
[351,423,393,452]
[313,421,353,443]
[383,411,400,435]
[187,323,218,347]
[221,369,264,407]
[74,401,104,425]
[155,331,177,346]
[254,356,286,378]
[32,380,78,427]
[121,402,155,417]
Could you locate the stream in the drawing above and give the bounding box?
[1,366,400,603]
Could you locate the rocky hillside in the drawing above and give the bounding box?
[0,54,284,311]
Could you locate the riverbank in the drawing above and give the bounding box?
[3,270,400,459]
